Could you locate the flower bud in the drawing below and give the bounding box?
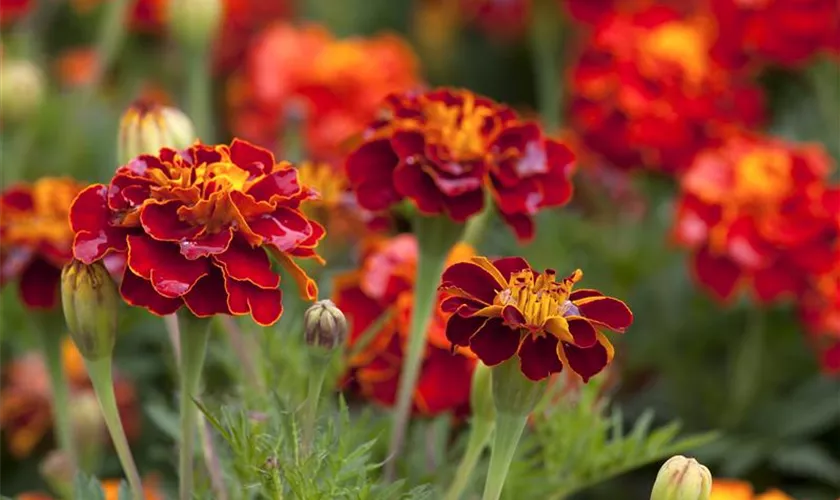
[71,392,105,446]
[0,58,45,124]
[304,300,348,350]
[61,260,119,361]
[650,455,712,500]
[40,450,75,499]
[167,0,223,52]
[117,100,196,164]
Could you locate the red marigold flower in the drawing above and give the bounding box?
[337,235,477,415]
[567,5,764,174]
[439,256,633,382]
[459,0,530,38]
[0,339,139,458]
[674,135,838,303]
[68,139,324,326]
[561,0,701,25]
[0,178,84,310]
[710,479,795,500]
[0,0,32,25]
[19,476,164,500]
[228,23,420,163]
[710,0,840,68]
[346,88,575,240]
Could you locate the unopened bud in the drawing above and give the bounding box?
[0,58,45,124]
[39,450,75,498]
[650,455,712,500]
[71,392,105,445]
[304,300,348,350]
[167,0,223,52]
[61,260,119,361]
[117,100,196,164]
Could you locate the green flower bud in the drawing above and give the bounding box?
[117,100,197,164]
[304,300,348,350]
[40,450,75,499]
[167,0,223,52]
[0,58,45,124]
[650,455,712,500]
[61,260,119,361]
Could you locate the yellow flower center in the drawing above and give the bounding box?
[297,161,345,209]
[1,178,79,250]
[494,269,581,330]
[732,148,791,205]
[641,21,709,87]
[422,92,495,161]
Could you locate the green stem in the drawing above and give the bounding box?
[37,329,77,469]
[462,192,495,249]
[528,0,563,132]
[385,214,463,480]
[302,354,330,457]
[89,0,131,94]
[444,418,494,500]
[178,314,213,500]
[725,308,765,428]
[186,52,214,142]
[85,357,144,500]
[482,412,528,500]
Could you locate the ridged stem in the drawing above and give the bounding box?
[444,417,494,500]
[37,329,77,470]
[302,353,330,457]
[178,314,212,500]
[481,413,528,500]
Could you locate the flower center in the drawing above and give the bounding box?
[422,92,494,160]
[495,269,579,331]
[732,148,791,205]
[641,21,709,86]
[297,161,345,209]
[1,179,78,249]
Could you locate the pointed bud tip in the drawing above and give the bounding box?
[650,455,712,500]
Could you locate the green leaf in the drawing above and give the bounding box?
[73,472,106,500]
[117,481,132,500]
[771,443,840,486]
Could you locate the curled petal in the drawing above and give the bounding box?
[120,269,181,316]
[561,338,610,382]
[249,208,312,252]
[180,228,234,260]
[270,247,319,300]
[574,296,634,332]
[226,277,283,326]
[491,256,531,281]
[446,312,488,347]
[345,138,401,211]
[247,167,301,203]
[183,266,233,317]
[214,237,279,289]
[469,317,520,366]
[501,305,526,327]
[518,334,564,381]
[71,185,127,263]
[565,317,598,347]
[127,236,209,298]
[140,200,202,241]
[230,138,276,176]
[440,261,503,304]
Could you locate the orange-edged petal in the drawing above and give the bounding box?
[565,317,598,347]
[518,334,564,381]
[440,261,503,304]
[569,288,603,301]
[249,207,312,252]
[501,305,526,327]
[179,228,234,260]
[70,184,128,263]
[440,295,485,315]
[120,268,181,316]
[226,277,284,326]
[246,167,301,203]
[446,311,489,347]
[345,138,402,211]
[139,200,202,241]
[183,266,233,317]
[213,237,279,289]
[573,296,634,332]
[270,248,319,300]
[468,317,520,366]
[491,256,531,281]
[469,256,508,287]
[229,138,276,176]
[561,334,613,382]
[126,235,209,298]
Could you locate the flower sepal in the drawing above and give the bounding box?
[491,357,547,417]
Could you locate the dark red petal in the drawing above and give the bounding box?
[445,312,488,347]
[499,211,535,241]
[440,296,484,315]
[518,335,564,381]
[247,167,301,202]
[180,228,234,260]
[183,267,233,317]
[225,275,250,315]
[563,341,608,382]
[19,258,60,309]
[120,269,182,316]
[230,138,275,176]
[1,186,34,210]
[249,208,311,252]
[126,236,209,298]
[501,305,526,327]
[140,201,202,241]
[575,297,633,332]
[569,289,603,301]
[393,161,444,214]
[692,246,742,302]
[71,185,127,264]
[752,265,801,303]
[566,317,598,347]
[415,347,474,414]
[345,138,401,211]
[440,262,502,304]
[443,188,485,222]
[213,238,279,289]
[491,256,531,281]
[469,317,520,366]
[335,282,384,343]
[225,277,283,326]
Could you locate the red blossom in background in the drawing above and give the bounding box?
[459,0,531,38]
[0,0,32,25]
[345,88,575,240]
[674,134,839,304]
[69,139,324,326]
[336,235,477,415]
[439,256,633,382]
[567,5,764,175]
[0,178,83,310]
[228,23,420,163]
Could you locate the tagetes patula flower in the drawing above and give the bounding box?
[439,256,633,382]
[346,88,575,240]
[710,479,795,500]
[0,339,139,458]
[799,264,840,375]
[710,0,839,69]
[459,0,530,38]
[674,135,838,303]
[228,23,419,162]
[0,0,31,25]
[18,476,164,500]
[568,5,764,174]
[0,178,85,309]
[69,139,324,326]
[337,235,477,415]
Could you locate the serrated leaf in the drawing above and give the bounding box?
[117,481,132,500]
[74,472,106,500]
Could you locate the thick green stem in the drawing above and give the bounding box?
[178,315,213,500]
[37,330,77,469]
[302,354,330,457]
[482,413,528,500]
[462,192,495,249]
[385,215,463,480]
[445,418,494,500]
[186,52,214,142]
[85,357,144,500]
[529,0,563,132]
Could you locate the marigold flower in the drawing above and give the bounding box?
[54,48,100,88]
[799,265,840,375]
[68,139,324,326]
[710,480,794,500]
[710,0,840,68]
[346,88,575,240]
[18,476,164,500]
[228,23,420,163]
[0,178,84,310]
[674,135,838,303]
[337,235,477,415]
[439,256,633,381]
[0,339,139,458]
[567,6,764,174]
[0,0,32,25]
[460,0,530,38]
